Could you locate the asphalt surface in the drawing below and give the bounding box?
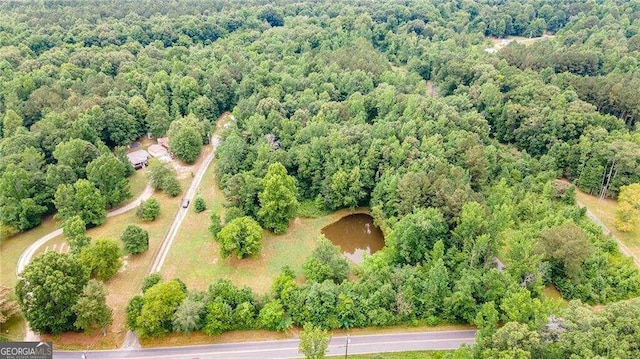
[54,330,476,359]
[16,185,154,275]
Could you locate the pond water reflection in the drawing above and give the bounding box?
[321,213,384,264]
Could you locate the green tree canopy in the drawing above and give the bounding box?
[298,322,331,359]
[136,197,161,221]
[387,207,448,266]
[16,252,89,334]
[146,159,181,197]
[217,216,263,259]
[303,236,349,284]
[86,153,131,208]
[168,114,205,163]
[258,162,299,234]
[72,279,113,334]
[120,225,149,255]
[62,215,91,254]
[78,238,123,281]
[136,280,187,338]
[54,179,107,227]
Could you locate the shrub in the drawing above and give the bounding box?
[194,195,207,213]
[136,197,161,221]
[121,225,149,254]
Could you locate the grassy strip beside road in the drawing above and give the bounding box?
[575,189,640,267]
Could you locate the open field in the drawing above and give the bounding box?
[162,157,370,293]
[37,180,187,349]
[575,189,640,265]
[486,34,555,52]
[0,169,153,344]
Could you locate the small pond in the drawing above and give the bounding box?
[321,213,385,264]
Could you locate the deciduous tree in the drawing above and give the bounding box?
[217,216,263,259]
[73,279,113,334]
[54,179,107,227]
[298,322,331,359]
[136,197,161,221]
[136,280,186,338]
[16,252,89,334]
[258,162,299,234]
[86,153,131,208]
[120,225,149,254]
[78,238,123,281]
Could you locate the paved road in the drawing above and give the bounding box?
[54,330,476,359]
[577,200,640,267]
[16,185,154,275]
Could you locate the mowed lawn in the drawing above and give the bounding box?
[0,170,148,343]
[575,189,640,264]
[162,160,370,293]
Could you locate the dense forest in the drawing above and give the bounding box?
[2,0,640,357]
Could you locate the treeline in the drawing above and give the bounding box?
[2,1,640,356]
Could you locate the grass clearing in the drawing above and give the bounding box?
[575,189,640,264]
[164,197,369,294]
[38,186,185,349]
[0,171,149,343]
[37,143,217,349]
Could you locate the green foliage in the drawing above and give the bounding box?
[168,114,204,163]
[387,208,448,266]
[54,179,107,227]
[298,322,331,359]
[303,236,349,284]
[193,194,207,213]
[135,280,187,338]
[538,223,592,281]
[73,279,113,332]
[5,0,640,340]
[217,216,263,259]
[62,215,91,254]
[142,273,162,293]
[0,163,48,231]
[146,159,182,197]
[224,206,245,224]
[203,301,234,335]
[297,198,328,218]
[258,300,291,331]
[126,295,144,330]
[86,153,131,208]
[258,162,299,234]
[120,225,149,255]
[52,139,100,178]
[136,197,161,221]
[16,252,89,334]
[172,296,206,335]
[78,238,123,281]
[209,213,222,239]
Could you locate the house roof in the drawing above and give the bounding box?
[126,149,150,164]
